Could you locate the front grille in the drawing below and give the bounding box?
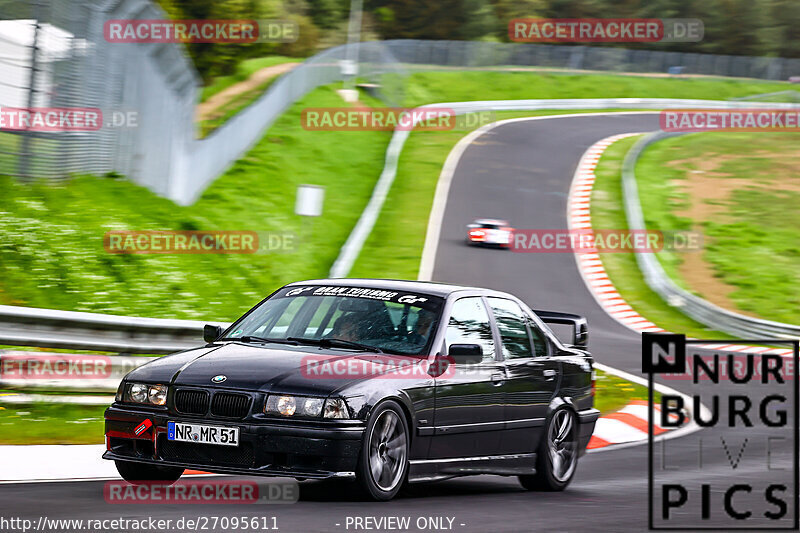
[174,389,209,415]
[211,392,252,418]
[157,435,254,467]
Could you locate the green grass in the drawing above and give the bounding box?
[590,136,731,339]
[401,71,794,107]
[0,402,106,444]
[347,71,794,280]
[0,86,391,321]
[1,71,791,443]
[200,56,299,102]
[200,78,279,138]
[349,109,637,279]
[635,132,800,325]
[0,369,653,443]
[3,70,796,323]
[199,56,301,138]
[594,369,660,416]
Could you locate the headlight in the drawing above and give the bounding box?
[129,383,148,403]
[302,397,324,417]
[277,395,296,416]
[124,383,168,406]
[148,385,167,406]
[264,395,325,417]
[323,398,350,419]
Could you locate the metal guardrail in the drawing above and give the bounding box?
[0,352,155,392]
[2,100,799,403]
[0,304,228,354]
[0,307,228,402]
[330,97,800,279]
[621,132,800,340]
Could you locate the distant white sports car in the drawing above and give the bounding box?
[466,218,514,247]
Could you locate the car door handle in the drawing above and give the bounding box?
[491,373,505,385]
[543,369,556,381]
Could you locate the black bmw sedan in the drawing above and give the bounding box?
[104,279,599,500]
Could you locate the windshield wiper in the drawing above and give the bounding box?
[220,336,298,345]
[286,337,384,354]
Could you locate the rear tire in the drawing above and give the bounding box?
[519,407,578,491]
[115,460,184,486]
[355,401,409,501]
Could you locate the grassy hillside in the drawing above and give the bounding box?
[0,70,793,322]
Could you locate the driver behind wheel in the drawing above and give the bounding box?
[326,311,363,342]
[406,312,434,346]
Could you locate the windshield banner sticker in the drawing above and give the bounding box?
[280,286,434,307]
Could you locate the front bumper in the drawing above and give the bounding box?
[103,405,365,479]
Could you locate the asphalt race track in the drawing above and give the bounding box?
[1,113,794,532]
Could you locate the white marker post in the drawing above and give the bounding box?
[295,184,325,248]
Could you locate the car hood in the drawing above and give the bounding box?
[125,342,429,395]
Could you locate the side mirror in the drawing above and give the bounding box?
[204,324,223,343]
[448,343,483,365]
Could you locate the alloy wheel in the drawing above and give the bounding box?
[367,410,407,491]
[548,409,577,483]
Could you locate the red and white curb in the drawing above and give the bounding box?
[567,134,795,358]
[587,400,681,450]
[568,132,663,334]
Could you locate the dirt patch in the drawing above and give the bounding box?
[677,250,761,318]
[668,149,798,314]
[197,62,300,122]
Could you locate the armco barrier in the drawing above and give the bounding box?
[331,98,800,341]
[621,132,800,340]
[0,351,155,393]
[0,304,228,354]
[329,98,800,280]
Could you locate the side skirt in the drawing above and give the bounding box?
[407,453,537,483]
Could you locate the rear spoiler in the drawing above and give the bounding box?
[533,310,588,349]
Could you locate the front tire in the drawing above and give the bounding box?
[519,407,578,491]
[355,401,409,501]
[115,460,184,486]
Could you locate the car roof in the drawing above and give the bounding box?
[285,278,508,298]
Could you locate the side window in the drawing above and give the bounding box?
[445,297,495,363]
[527,319,549,358]
[487,297,534,360]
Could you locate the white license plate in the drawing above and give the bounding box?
[167,421,239,446]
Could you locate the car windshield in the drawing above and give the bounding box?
[223,285,444,355]
[476,221,506,229]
